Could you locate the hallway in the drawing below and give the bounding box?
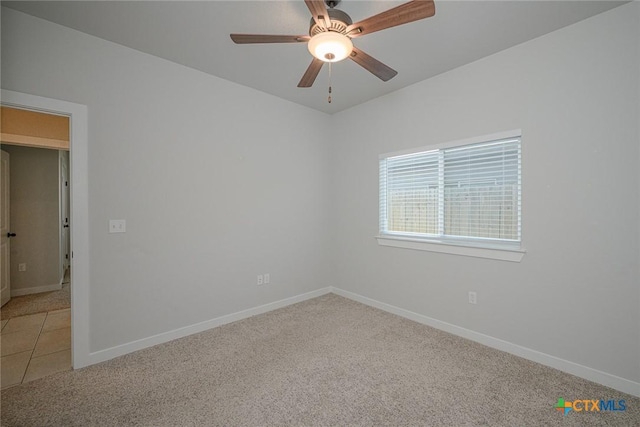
[1,308,71,389]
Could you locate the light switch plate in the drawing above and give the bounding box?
[109,219,126,233]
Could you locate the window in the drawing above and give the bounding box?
[378,132,523,261]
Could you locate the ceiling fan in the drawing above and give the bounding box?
[230,0,436,88]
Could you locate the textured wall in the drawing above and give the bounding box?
[2,7,332,352]
[330,3,640,383]
[2,3,638,388]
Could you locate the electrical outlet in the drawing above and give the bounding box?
[264,273,270,284]
[257,275,264,286]
[468,291,477,305]
[108,219,126,233]
[18,263,27,272]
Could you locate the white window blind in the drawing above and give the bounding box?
[380,136,521,247]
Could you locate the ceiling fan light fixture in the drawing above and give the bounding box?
[308,31,353,62]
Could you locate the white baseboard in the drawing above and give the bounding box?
[80,285,639,398]
[11,283,62,297]
[330,287,640,398]
[86,287,333,366]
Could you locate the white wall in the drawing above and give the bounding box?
[2,2,639,390]
[1,145,60,294]
[331,3,640,385]
[1,8,332,352]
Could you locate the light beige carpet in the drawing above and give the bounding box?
[0,283,70,320]
[1,293,638,426]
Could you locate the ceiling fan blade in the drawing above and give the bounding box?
[298,58,324,88]
[305,0,331,30]
[346,0,435,38]
[230,34,310,44]
[349,47,398,82]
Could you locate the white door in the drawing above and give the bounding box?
[60,151,70,273]
[1,150,11,307]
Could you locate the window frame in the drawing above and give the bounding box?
[377,130,525,262]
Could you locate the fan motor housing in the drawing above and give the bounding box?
[309,8,353,36]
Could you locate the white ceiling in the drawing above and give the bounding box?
[3,0,626,114]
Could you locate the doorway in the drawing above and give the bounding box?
[0,144,69,302]
[1,115,72,387]
[1,89,90,372]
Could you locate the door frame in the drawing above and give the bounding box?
[1,150,11,307]
[60,151,70,275]
[1,89,90,369]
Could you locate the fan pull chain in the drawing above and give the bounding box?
[328,62,332,104]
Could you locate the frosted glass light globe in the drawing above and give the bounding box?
[308,32,353,62]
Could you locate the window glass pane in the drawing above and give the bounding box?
[385,151,439,234]
[380,136,521,246]
[443,140,520,240]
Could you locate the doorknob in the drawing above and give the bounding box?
[7,233,16,238]
[63,225,69,228]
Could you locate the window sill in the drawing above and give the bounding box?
[375,235,526,262]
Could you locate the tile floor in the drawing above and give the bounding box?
[1,309,71,389]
